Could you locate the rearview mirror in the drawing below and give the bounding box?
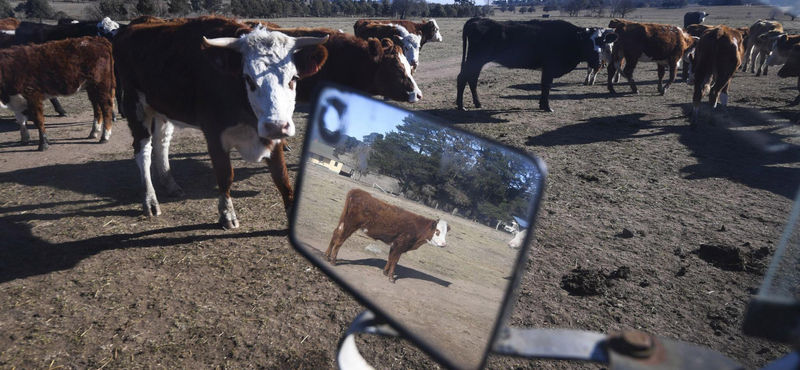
[289,84,547,370]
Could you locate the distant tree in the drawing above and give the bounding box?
[204,0,221,12]
[190,0,202,12]
[519,5,526,13]
[528,5,535,11]
[610,0,635,17]
[0,0,13,17]
[52,10,69,19]
[562,0,586,16]
[380,0,391,15]
[136,0,156,15]
[499,3,507,11]
[22,0,53,21]
[508,4,515,12]
[85,0,128,20]
[168,0,190,15]
[430,2,446,15]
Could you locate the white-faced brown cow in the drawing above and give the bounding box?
[325,189,450,283]
[0,37,115,151]
[607,19,697,95]
[353,20,422,71]
[265,26,422,103]
[688,25,745,128]
[113,17,328,228]
[765,32,800,68]
[357,19,443,47]
[741,20,782,76]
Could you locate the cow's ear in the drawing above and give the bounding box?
[380,37,394,50]
[447,224,451,232]
[202,40,244,77]
[294,44,328,79]
[604,33,618,44]
[367,37,383,60]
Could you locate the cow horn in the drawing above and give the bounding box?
[203,36,241,50]
[294,35,329,49]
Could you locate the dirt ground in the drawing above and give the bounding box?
[2,6,799,370]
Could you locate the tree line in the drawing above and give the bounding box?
[336,116,540,226]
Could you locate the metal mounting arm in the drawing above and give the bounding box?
[337,310,399,370]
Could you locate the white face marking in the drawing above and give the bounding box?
[397,55,422,102]
[221,124,273,163]
[590,28,603,54]
[508,229,527,250]
[97,17,120,37]
[428,220,448,247]
[388,24,421,67]
[235,29,300,139]
[429,19,443,42]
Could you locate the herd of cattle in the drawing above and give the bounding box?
[0,13,798,234]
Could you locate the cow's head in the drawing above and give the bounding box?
[778,44,800,78]
[368,37,423,103]
[204,28,328,139]
[428,220,450,248]
[581,28,618,69]
[699,12,709,23]
[389,24,422,68]
[97,17,120,37]
[424,19,443,42]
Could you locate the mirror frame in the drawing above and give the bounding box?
[288,82,548,370]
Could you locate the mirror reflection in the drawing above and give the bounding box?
[292,87,544,370]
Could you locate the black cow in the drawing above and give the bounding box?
[684,11,709,28]
[5,18,121,117]
[456,18,617,112]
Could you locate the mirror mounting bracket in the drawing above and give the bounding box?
[338,310,399,370]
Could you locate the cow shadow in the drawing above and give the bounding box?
[525,113,657,147]
[0,157,275,221]
[0,217,288,283]
[666,103,800,198]
[507,82,570,91]
[500,91,617,102]
[335,258,452,287]
[419,108,510,125]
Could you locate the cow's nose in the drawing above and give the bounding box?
[281,121,293,136]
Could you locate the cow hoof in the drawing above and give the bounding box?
[540,106,554,113]
[389,277,396,283]
[144,203,161,217]
[756,72,762,77]
[221,217,240,230]
[330,260,337,266]
[88,132,99,139]
[99,137,109,144]
[57,113,69,118]
[474,103,482,109]
[37,143,48,151]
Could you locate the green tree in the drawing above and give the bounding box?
[519,5,526,13]
[22,0,53,21]
[190,0,203,12]
[0,0,14,17]
[204,0,221,12]
[380,0,391,15]
[508,4,515,12]
[169,0,190,15]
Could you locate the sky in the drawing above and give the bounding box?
[315,89,410,143]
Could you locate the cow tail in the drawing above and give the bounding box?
[461,24,468,68]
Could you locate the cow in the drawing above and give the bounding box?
[0,37,115,151]
[585,28,619,86]
[683,23,715,80]
[5,17,121,117]
[607,19,697,95]
[0,17,20,31]
[113,17,328,228]
[265,26,422,103]
[457,18,617,112]
[687,26,745,128]
[683,11,709,28]
[354,20,422,71]
[507,229,527,250]
[325,188,450,283]
[777,44,800,102]
[357,19,443,47]
[764,32,800,68]
[741,20,782,76]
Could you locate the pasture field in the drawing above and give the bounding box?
[2,5,800,369]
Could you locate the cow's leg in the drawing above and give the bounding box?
[114,67,124,119]
[126,92,160,217]
[585,67,595,86]
[326,224,357,265]
[383,245,403,283]
[742,44,751,72]
[622,57,640,94]
[539,69,555,112]
[88,99,102,140]
[656,64,666,94]
[9,96,30,145]
[467,68,483,109]
[152,117,184,197]
[456,61,484,110]
[793,77,800,105]
[690,72,704,129]
[749,48,759,73]
[206,136,238,229]
[29,101,49,151]
[607,59,619,93]
[266,139,294,218]
[661,61,678,95]
[49,98,68,117]
[756,49,766,76]
[100,90,114,143]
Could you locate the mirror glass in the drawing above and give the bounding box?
[290,86,545,370]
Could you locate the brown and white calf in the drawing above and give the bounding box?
[742,20,782,76]
[0,37,115,151]
[265,26,422,103]
[608,19,697,95]
[357,19,443,47]
[688,26,745,128]
[0,17,19,31]
[585,28,618,86]
[325,189,450,283]
[353,20,422,71]
[765,32,800,68]
[114,17,328,228]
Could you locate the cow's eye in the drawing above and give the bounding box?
[435,230,440,236]
[289,75,299,90]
